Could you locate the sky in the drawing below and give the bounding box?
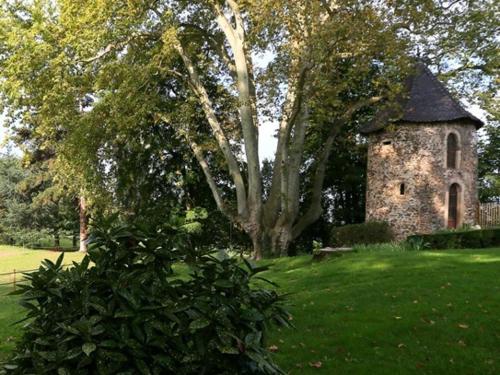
[0,113,20,156]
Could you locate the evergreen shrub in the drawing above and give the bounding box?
[330,221,393,246]
[2,221,290,375]
[407,227,500,249]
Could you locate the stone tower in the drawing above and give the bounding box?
[361,63,483,240]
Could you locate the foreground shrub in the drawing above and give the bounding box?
[330,221,394,247]
[407,227,500,249]
[2,222,290,375]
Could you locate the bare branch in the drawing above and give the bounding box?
[225,0,245,39]
[264,61,310,226]
[344,96,383,119]
[292,122,342,239]
[440,64,491,78]
[180,23,237,78]
[81,43,116,63]
[286,105,309,218]
[186,135,234,221]
[319,0,335,18]
[290,95,384,238]
[80,30,164,63]
[174,40,249,217]
[211,1,262,215]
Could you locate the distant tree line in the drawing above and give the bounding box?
[478,122,500,204]
[0,154,79,248]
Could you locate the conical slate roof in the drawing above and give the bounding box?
[360,63,483,134]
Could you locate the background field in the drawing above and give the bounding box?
[0,246,84,359]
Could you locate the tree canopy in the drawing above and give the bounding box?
[0,0,497,257]
[0,154,79,247]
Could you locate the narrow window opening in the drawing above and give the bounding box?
[382,140,392,145]
[448,183,460,228]
[447,133,459,168]
[400,183,405,195]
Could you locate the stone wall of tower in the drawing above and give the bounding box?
[365,122,478,240]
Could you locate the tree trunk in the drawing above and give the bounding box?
[79,196,89,253]
[54,232,60,249]
[174,4,347,260]
[72,233,77,248]
[251,232,263,260]
[268,223,293,257]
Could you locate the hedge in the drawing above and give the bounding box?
[330,221,394,247]
[407,228,500,250]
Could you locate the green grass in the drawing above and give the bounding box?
[0,246,499,374]
[0,246,84,359]
[263,248,500,374]
[0,286,21,361]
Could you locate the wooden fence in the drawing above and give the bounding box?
[477,203,500,228]
[0,264,71,291]
[0,268,37,291]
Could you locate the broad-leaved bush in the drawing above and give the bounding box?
[2,221,290,374]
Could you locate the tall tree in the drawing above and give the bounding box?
[18,161,79,248]
[0,155,79,247]
[478,123,500,203]
[0,155,31,242]
[1,1,496,257]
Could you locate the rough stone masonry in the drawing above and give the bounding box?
[365,123,478,240]
[361,63,483,240]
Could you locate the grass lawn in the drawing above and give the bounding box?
[263,248,500,374]
[0,246,499,374]
[0,246,84,360]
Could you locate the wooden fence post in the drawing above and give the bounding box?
[476,202,480,224]
[478,202,500,228]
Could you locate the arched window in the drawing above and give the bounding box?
[448,183,460,229]
[447,133,459,168]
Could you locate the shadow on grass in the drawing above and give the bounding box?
[264,249,500,283]
[0,285,24,361]
[263,249,500,375]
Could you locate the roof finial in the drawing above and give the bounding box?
[414,46,432,66]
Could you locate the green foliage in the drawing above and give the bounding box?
[2,0,497,258]
[330,221,394,247]
[407,228,500,250]
[478,122,500,203]
[0,155,79,248]
[2,221,290,374]
[404,235,429,251]
[311,240,323,254]
[179,208,208,235]
[0,247,85,361]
